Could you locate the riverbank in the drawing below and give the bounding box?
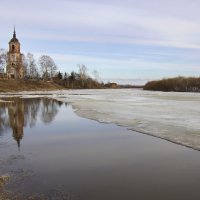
[0,79,64,92]
[0,89,200,151]
[144,76,200,92]
[0,79,143,92]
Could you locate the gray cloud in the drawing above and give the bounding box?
[1,0,200,49]
[1,0,200,80]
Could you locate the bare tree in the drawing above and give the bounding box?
[38,55,57,80]
[92,70,100,82]
[78,64,88,80]
[78,64,88,87]
[0,49,7,73]
[27,53,38,79]
[22,54,28,77]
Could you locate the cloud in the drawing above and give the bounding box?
[1,0,200,49]
[1,0,200,80]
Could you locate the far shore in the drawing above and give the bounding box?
[144,76,200,92]
[0,79,144,92]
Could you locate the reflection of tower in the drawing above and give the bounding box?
[8,98,25,148]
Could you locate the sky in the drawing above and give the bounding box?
[1,0,200,84]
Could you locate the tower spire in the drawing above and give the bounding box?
[13,26,16,38]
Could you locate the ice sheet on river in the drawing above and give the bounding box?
[1,89,200,150]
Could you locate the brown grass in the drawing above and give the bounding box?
[0,79,64,92]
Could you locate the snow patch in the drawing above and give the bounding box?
[1,89,200,150]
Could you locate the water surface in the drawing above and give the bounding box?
[1,97,200,200]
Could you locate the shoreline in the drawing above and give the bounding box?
[1,93,200,199]
[0,89,200,152]
[71,107,200,152]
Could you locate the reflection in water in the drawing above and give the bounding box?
[41,98,60,124]
[1,97,200,200]
[0,98,64,148]
[8,98,25,148]
[0,106,9,134]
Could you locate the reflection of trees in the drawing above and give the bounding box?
[0,98,62,148]
[41,98,59,124]
[24,98,41,128]
[0,106,10,135]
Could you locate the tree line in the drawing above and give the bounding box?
[0,48,106,89]
[23,53,58,80]
[144,76,200,92]
[54,64,103,89]
[0,48,58,80]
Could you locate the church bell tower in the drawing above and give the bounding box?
[7,27,24,79]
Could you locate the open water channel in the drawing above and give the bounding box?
[0,97,200,200]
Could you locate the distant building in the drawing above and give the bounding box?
[6,28,24,79]
[105,82,118,88]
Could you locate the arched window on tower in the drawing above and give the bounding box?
[12,45,15,52]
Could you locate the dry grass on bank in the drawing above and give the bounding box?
[0,79,64,92]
